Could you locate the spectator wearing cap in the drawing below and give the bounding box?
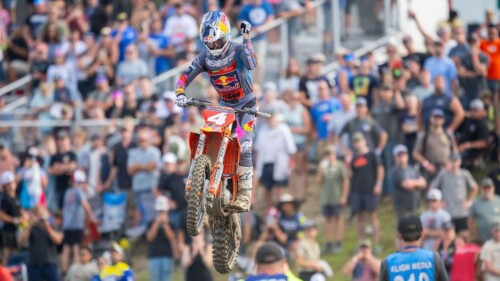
[53,73,75,107]
[65,245,98,281]
[336,52,357,94]
[435,220,463,276]
[338,97,387,156]
[146,195,177,281]
[0,171,26,265]
[85,75,112,113]
[48,130,77,210]
[295,221,329,281]
[269,193,306,249]
[93,242,134,281]
[342,239,381,281]
[480,222,500,281]
[430,153,478,237]
[155,152,187,231]
[298,53,329,107]
[421,189,452,251]
[349,132,383,251]
[402,35,429,68]
[47,49,78,100]
[390,144,426,220]
[372,85,405,193]
[412,70,435,102]
[456,34,489,108]
[127,129,161,226]
[469,178,500,244]
[328,92,356,150]
[111,12,137,62]
[457,99,489,165]
[182,231,214,281]
[16,147,48,209]
[255,113,297,208]
[480,24,500,124]
[242,241,301,281]
[413,108,458,181]
[19,205,63,281]
[311,80,341,156]
[61,170,97,273]
[22,0,48,48]
[316,145,349,254]
[420,75,464,131]
[350,55,380,109]
[379,215,448,281]
[116,44,149,85]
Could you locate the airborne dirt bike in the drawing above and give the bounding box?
[182,98,270,274]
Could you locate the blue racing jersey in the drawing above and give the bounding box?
[176,38,257,108]
[380,248,449,281]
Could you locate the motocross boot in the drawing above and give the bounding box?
[229,166,253,212]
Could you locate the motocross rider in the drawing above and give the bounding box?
[175,11,257,212]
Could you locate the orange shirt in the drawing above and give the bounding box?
[480,39,500,80]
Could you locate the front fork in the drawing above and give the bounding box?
[186,128,231,203]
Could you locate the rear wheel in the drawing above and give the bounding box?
[212,214,241,274]
[186,154,211,237]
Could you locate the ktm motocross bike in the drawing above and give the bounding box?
[182,98,269,274]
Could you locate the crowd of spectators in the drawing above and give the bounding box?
[1,0,500,280]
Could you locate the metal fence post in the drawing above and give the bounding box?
[331,0,341,55]
[280,20,289,74]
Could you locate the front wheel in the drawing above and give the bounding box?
[186,154,211,237]
[212,214,241,274]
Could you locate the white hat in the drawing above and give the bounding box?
[0,171,15,185]
[427,189,442,201]
[154,196,169,211]
[162,152,177,164]
[73,170,87,183]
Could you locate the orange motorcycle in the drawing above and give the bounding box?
[183,98,269,273]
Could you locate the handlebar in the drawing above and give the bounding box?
[183,98,271,118]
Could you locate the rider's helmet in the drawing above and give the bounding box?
[200,11,231,57]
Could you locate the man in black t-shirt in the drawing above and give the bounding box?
[350,56,379,109]
[22,0,49,47]
[298,53,330,107]
[19,205,62,281]
[0,171,25,266]
[458,99,489,165]
[105,126,134,191]
[48,131,77,210]
[156,153,187,231]
[349,132,384,252]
